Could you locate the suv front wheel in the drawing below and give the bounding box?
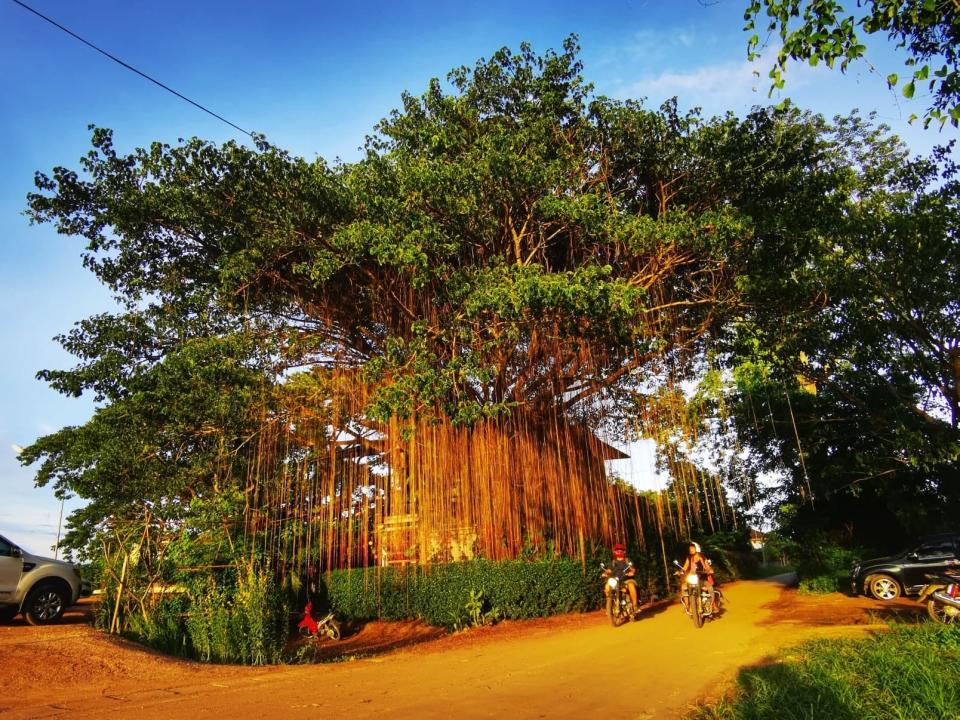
[23,583,68,625]
[867,574,902,601]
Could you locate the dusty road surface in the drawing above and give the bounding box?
[1,576,913,720]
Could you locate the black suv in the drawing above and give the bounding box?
[851,533,960,600]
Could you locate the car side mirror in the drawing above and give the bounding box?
[10,547,22,559]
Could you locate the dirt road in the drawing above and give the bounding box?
[1,576,912,720]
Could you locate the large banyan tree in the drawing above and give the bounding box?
[22,39,865,578]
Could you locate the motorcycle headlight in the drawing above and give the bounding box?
[607,577,619,589]
[686,574,700,586]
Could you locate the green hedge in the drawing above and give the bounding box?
[320,558,603,628]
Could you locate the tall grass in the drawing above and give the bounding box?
[116,566,289,665]
[185,566,288,665]
[694,624,960,720]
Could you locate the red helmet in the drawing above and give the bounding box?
[612,543,627,553]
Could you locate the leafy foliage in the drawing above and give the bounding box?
[745,0,960,127]
[101,553,290,665]
[321,559,601,628]
[726,130,960,549]
[792,537,862,593]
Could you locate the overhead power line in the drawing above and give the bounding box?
[10,0,253,137]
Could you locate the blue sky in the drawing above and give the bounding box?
[0,0,951,554]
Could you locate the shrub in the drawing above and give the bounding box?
[118,565,290,665]
[793,538,860,594]
[321,558,603,628]
[184,567,289,664]
[127,595,191,657]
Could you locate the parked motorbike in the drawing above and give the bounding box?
[917,571,960,625]
[673,559,723,628]
[297,600,342,640]
[600,562,637,627]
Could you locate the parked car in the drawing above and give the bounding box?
[850,533,960,601]
[0,533,88,624]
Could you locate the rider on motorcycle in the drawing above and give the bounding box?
[604,543,640,613]
[680,542,715,612]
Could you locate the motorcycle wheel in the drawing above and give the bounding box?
[606,595,619,627]
[325,619,342,641]
[692,595,704,628]
[927,599,960,625]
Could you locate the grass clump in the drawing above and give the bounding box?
[694,623,960,720]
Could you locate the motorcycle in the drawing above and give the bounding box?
[297,600,342,640]
[600,562,637,627]
[917,571,960,625]
[673,559,723,628]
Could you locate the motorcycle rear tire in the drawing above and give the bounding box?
[927,598,959,624]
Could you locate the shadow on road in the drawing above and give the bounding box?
[752,572,799,587]
[0,600,94,628]
[633,598,674,621]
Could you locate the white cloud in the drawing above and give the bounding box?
[594,26,711,73]
[617,45,822,115]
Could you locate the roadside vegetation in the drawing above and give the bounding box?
[694,623,960,720]
[792,537,861,594]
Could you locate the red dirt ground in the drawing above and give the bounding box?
[0,576,910,720]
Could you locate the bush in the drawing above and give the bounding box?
[321,558,603,628]
[793,538,860,594]
[184,567,289,664]
[127,595,191,657]
[693,624,960,719]
[118,566,290,665]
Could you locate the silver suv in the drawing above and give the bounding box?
[0,533,87,624]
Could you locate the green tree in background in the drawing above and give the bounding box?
[727,130,960,548]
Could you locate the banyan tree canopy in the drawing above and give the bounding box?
[22,38,861,569]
